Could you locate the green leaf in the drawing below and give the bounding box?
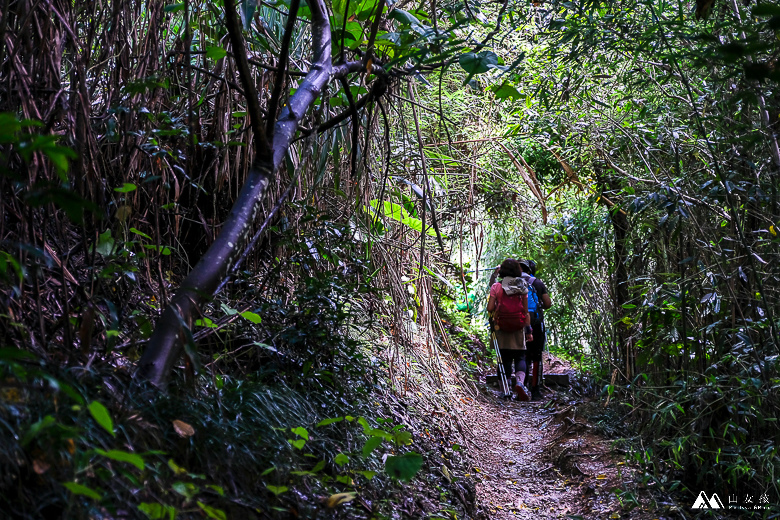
[63,482,102,501]
[393,430,413,446]
[194,317,217,328]
[240,311,262,324]
[206,46,227,60]
[88,401,115,437]
[241,0,255,29]
[355,0,380,20]
[357,416,371,434]
[288,438,306,449]
[334,452,350,466]
[390,8,421,25]
[95,229,115,257]
[164,3,184,13]
[492,82,521,101]
[96,449,145,471]
[198,502,227,520]
[290,427,309,440]
[21,415,56,447]
[114,183,137,193]
[172,481,199,500]
[138,503,177,520]
[143,244,171,255]
[130,227,152,240]
[367,200,439,237]
[384,452,423,481]
[206,484,225,496]
[357,470,377,480]
[362,435,384,456]
[459,51,498,83]
[0,252,25,285]
[168,459,187,475]
[220,303,238,315]
[266,485,288,496]
[317,416,344,427]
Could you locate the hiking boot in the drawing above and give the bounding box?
[514,381,530,401]
[531,386,542,401]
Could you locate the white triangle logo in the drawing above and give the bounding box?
[709,493,724,509]
[692,491,723,509]
[692,491,710,509]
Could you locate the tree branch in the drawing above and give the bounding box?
[223,0,270,160]
[136,0,333,388]
[266,0,300,138]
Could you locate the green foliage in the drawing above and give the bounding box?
[0,358,431,518]
[384,452,424,481]
[88,401,115,437]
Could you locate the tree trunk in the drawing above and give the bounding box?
[136,0,333,388]
[610,201,632,380]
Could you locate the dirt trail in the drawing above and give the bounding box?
[457,356,653,520]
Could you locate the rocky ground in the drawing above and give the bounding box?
[459,352,675,520]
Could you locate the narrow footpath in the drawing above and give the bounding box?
[457,354,661,520]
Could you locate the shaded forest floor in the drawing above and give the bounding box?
[459,353,672,520]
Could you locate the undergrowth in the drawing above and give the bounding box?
[0,350,475,519]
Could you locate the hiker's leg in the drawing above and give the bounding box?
[527,324,546,400]
[513,350,529,400]
[530,323,545,386]
[524,343,538,387]
[514,350,527,383]
[499,348,513,384]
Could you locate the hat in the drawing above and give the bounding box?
[501,276,528,296]
[518,259,531,272]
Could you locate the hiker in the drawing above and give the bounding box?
[518,259,552,401]
[487,259,533,401]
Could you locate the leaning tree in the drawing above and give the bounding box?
[135,0,513,387]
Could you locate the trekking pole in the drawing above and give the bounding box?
[491,331,512,399]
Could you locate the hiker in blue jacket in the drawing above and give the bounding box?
[518,259,552,401]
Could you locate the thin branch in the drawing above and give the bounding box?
[390,92,457,126]
[223,0,270,159]
[266,0,300,137]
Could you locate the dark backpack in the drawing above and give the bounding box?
[494,290,527,332]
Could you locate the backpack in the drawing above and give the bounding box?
[525,275,542,326]
[494,285,528,332]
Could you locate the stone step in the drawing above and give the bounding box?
[544,373,570,386]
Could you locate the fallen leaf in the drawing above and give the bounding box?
[325,492,357,508]
[173,419,195,438]
[0,387,22,403]
[441,464,452,483]
[33,459,50,474]
[596,474,607,480]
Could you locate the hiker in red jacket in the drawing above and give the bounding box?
[487,259,534,401]
[519,259,552,401]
